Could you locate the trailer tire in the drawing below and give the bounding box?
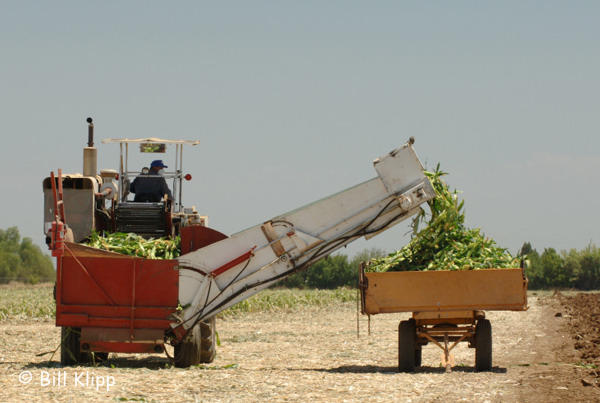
[60,327,90,365]
[398,319,416,372]
[174,317,216,368]
[414,345,422,368]
[475,319,492,371]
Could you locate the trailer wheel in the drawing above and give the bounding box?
[60,327,90,365]
[414,345,422,368]
[398,319,416,372]
[475,319,492,371]
[174,317,216,368]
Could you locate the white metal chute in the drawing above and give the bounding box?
[176,141,435,328]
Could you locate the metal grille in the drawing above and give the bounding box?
[115,202,167,238]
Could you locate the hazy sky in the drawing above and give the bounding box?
[1,1,598,259]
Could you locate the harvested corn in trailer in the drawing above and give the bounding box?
[368,164,519,272]
[86,231,181,259]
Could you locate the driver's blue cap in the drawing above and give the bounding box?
[150,160,167,168]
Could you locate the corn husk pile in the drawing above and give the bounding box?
[367,165,519,272]
[86,231,181,259]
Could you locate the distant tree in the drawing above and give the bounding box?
[278,255,351,289]
[574,245,600,290]
[524,248,543,288]
[18,237,55,283]
[561,249,580,288]
[518,242,533,257]
[0,227,54,284]
[0,227,20,253]
[305,254,353,289]
[349,248,387,272]
[277,248,386,289]
[538,248,565,288]
[0,250,22,282]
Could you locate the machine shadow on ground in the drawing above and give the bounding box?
[24,356,172,370]
[307,365,507,374]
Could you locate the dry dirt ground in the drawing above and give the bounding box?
[557,293,600,385]
[1,294,599,402]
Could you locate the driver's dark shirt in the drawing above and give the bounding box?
[129,173,173,202]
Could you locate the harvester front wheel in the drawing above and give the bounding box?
[398,319,417,372]
[475,319,492,371]
[174,317,216,368]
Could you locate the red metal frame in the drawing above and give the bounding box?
[85,341,162,354]
[180,225,228,254]
[81,328,165,353]
[49,171,66,258]
[49,167,235,355]
[211,247,256,277]
[55,242,179,352]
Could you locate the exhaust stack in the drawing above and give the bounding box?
[83,117,97,177]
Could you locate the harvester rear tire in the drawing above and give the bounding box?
[199,316,216,363]
[92,352,109,362]
[60,327,91,365]
[398,319,416,372]
[174,317,217,368]
[475,319,492,371]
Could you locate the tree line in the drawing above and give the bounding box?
[2,223,599,290]
[278,248,386,289]
[0,227,55,284]
[519,242,600,290]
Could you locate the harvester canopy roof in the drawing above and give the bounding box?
[101,137,200,145]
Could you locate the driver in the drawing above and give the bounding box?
[129,160,173,202]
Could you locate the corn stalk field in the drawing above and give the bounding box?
[0,283,355,321]
[0,283,55,321]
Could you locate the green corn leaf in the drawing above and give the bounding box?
[366,164,519,273]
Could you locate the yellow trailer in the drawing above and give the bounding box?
[359,266,528,372]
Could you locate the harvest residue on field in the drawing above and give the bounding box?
[2,289,600,402]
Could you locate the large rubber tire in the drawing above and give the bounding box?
[199,316,217,363]
[475,319,492,371]
[398,319,417,372]
[60,327,89,365]
[414,345,422,368]
[61,327,108,365]
[174,317,216,368]
[93,352,109,362]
